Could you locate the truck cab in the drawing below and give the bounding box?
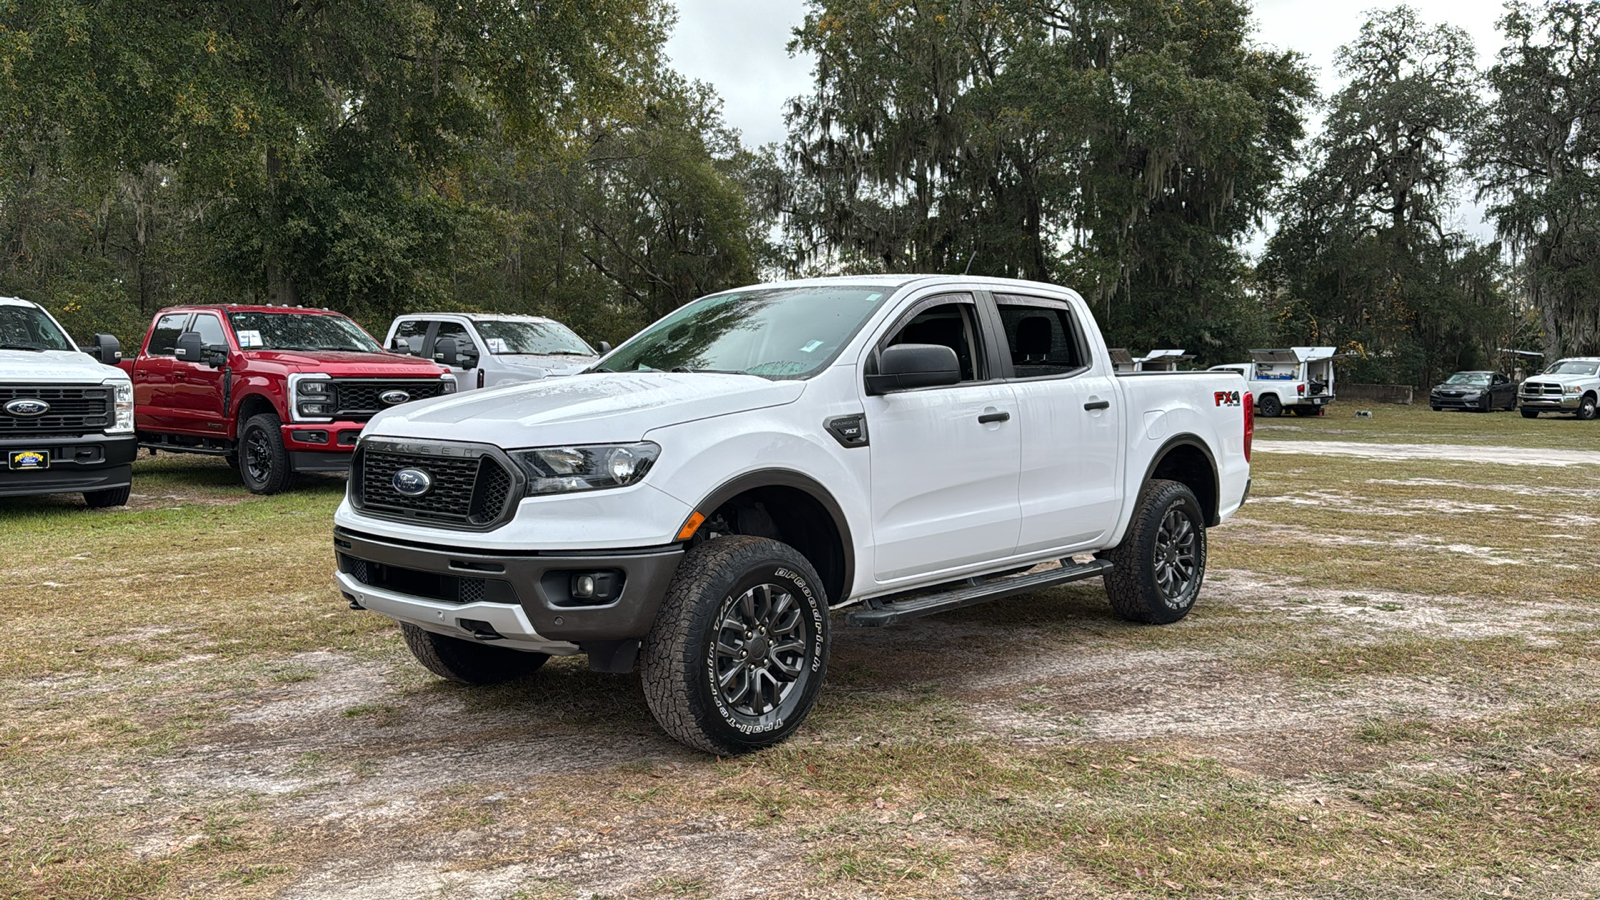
[383,313,602,391]
[0,296,135,508]
[121,305,453,493]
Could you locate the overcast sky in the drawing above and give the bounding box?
[664,0,1512,147]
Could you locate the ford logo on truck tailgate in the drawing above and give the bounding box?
[379,389,411,405]
[392,468,433,497]
[4,399,50,417]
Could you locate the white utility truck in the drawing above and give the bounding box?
[334,276,1253,753]
[384,313,602,391]
[1210,346,1337,417]
[0,297,135,507]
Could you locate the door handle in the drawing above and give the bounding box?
[1084,399,1110,411]
[977,411,1010,424]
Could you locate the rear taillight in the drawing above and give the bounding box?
[1297,383,1306,395]
[1243,392,1254,462]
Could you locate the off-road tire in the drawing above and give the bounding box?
[1578,394,1598,421]
[1521,408,1539,419]
[640,535,829,755]
[1258,394,1282,418]
[1101,480,1207,625]
[83,486,130,508]
[400,623,548,685]
[239,412,294,494]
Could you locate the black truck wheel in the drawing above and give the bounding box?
[83,486,130,508]
[239,412,294,494]
[400,623,548,684]
[1101,479,1207,625]
[1258,394,1282,418]
[1521,408,1539,419]
[640,535,829,755]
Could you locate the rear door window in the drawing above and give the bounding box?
[993,295,1088,378]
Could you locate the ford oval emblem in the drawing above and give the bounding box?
[379,389,411,405]
[392,467,433,497]
[3,398,50,417]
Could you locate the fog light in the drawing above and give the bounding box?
[574,574,597,598]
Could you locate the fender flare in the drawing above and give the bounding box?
[692,469,856,605]
[1141,435,1222,526]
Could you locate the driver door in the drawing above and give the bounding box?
[863,294,1021,584]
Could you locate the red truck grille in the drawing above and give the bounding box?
[330,379,448,420]
[0,386,111,435]
[350,439,519,529]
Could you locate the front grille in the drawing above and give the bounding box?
[0,386,111,435]
[340,553,504,604]
[1521,382,1562,396]
[351,439,519,529]
[330,379,447,420]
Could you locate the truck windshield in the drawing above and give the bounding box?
[475,319,593,356]
[599,286,893,379]
[1546,360,1599,376]
[0,305,74,351]
[227,312,381,352]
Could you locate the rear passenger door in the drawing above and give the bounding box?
[863,293,1021,583]
[990,293,1124,554]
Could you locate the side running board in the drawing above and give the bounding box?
[846,559,1113,627]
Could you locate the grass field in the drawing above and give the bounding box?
[2,405,1598,899]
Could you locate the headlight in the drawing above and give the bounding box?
[440,374,457,394]
[105,379,134,434]
[290,373,333,421]
[1565,384,1581,395]
[510,442,659,495]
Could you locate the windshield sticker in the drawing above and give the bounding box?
[486,337,509,353]
[865,293,881,302]
[800,340,824,353]
[237,330,263,348]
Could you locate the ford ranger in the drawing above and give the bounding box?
[332,276,1253,753]
[120,305,454,493]
[0,296,134,507]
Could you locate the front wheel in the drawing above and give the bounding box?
[640,535,829,755]
[239,412,294,494]
[1521,408,1539,419]
[83,485,130,508]
[1101,480,1207,625]
[1578,394,1598,421]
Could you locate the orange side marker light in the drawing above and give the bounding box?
[676,511,706,542]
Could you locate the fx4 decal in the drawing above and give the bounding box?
[1214,390,1242,407]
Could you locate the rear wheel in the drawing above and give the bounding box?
[239,412,294,494]
[400,623,548,684]
[1258,395,1282,418]
[1102,480,1207,625]
[640,536,829,755]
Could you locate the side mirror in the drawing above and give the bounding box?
[433,336,477,370]
[86,333,122,366]
[391,337,414,355]
[174,331,204,363]
[597,340,612,354]
[865,343,961,395]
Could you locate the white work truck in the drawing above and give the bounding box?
[1210,347,1337,417]
[333,276,1253,753]
[383,313,602,391]
[0,297,135,507]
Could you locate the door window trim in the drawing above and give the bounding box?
[989,293,1094,382]
[866,292,996,387]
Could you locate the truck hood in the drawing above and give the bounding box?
[1524,373,1598,388]
[0,349,128,385]
[495,353,598,377]
[364,372,805,445]
[243,349,446,377]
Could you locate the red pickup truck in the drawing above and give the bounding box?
[120,304,453,493]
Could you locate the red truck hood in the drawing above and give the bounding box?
[244,349,446,376]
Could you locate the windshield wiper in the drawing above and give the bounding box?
[0,344,46,352]
[543,350,593,356]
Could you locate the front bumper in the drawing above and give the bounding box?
[1432,394,1486,409]
[282,421,364,472]
[333,526,684,644]
[0,432,137,498]
[1518,395,1578,411]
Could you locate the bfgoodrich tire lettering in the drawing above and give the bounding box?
[641,535,829,755]
[1101,479,1207,625]
[400,623,548,684]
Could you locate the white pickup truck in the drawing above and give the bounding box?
[383,313,603,391]
[333,276,1253,753]
[0,296,136,508]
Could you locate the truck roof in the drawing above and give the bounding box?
[150,304,353,316]
[0,296,43,309]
